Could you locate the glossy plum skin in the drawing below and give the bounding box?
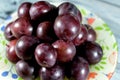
[54,14,80,41]
[29,1,53,20]
[15,36,39,60]
[52,40,76,62]
[58,2,82,23]
[39,65,64,80]
[76,41,103,64]
[6,39,20,63]
[83,41,103,64]
[18,2,32,19]
[84,24,96,42]
[71,57,89,80]
[35,43,57,68]
[4,22,16,41]
[11,17,33,38]
[36,21,57,43]
[15,60,35,80]
[72,24,88,46]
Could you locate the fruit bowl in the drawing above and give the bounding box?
[0,2,118,80]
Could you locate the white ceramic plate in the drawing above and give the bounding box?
[0,2,118,80]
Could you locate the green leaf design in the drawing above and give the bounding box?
[103,23,113,35]
[100,61,107,64]
[0,34,2,37]
[95,26,103,30]
[113,42,117,49]
[101,45,105,50]
[105,28,110,31]
[18,77,23,80]
[95,66,100,71]
[110,31,113,36]
[4,59,8,64]
[0,56,2,60]
[100,65,104,69]
[104,26,110,31]
[81,9,87,16]
[2,40,6,46]
[103,23,110,30]
[102,57,107,60]
[35,77,40,80]
[103,23,108,27]
[105,46,109,50]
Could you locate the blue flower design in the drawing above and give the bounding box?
[6,16,12,21]
[0,25,5,32]
[12,74,18,79]
[90,13,93,16]
[1,71,8,77]
[1,65,18,79]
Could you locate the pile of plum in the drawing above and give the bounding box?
[4,1,103,80]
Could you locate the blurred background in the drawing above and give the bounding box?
[0,0,119,80]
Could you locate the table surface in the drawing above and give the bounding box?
[0,0,120,80]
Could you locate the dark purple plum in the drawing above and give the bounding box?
[4,22,16,41]
[11,17,33,38]
[36,21,58,43]
[6,39,20,63]
[76,41,103,64]
[72,24,88,46]
[84,24,96,42]
[52,40,76,62]
[58,2,82,23]
[83,41,103,64]
[29,1,53,20]
[18,2,32,19]
[15,36,39,60]
[71,57,89,80]
[39,64,64,80]
[15,60,35,80]
[35,43,57,68]
[54,14,80,41]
